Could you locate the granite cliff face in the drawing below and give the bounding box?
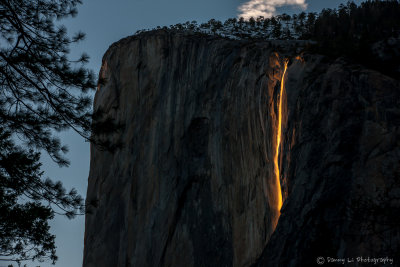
[256,56,400,266]
[83,30,400,267]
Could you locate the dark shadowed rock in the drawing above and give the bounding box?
[84,30,287,267]
[256,56,400,267]
[83,30,400,267]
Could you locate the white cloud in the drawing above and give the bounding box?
[238,0,307,19]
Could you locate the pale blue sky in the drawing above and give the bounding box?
[9,1,361,266]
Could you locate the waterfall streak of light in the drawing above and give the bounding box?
[274,60,288,213]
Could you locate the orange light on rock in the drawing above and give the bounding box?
[274,60,288,214]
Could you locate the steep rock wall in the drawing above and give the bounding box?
[84,31,287,267]
[256,56,400,266]
[84,30,400,267]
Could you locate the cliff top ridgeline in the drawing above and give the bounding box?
[84,1,400,267]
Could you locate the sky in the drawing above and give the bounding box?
[6,0,361,266]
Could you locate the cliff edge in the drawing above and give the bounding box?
[83,30,400,267]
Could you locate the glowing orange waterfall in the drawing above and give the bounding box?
[274,60,288,216]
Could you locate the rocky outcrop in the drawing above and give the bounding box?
[83,30,400,267]
[84,31,288,267]
[256,56,400,266]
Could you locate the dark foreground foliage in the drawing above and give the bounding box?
[0,0,118,265]
[0,129,85,265]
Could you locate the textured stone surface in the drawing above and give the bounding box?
[83,30,400,267]
[83,30,288,267]
[255,56,400,266]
